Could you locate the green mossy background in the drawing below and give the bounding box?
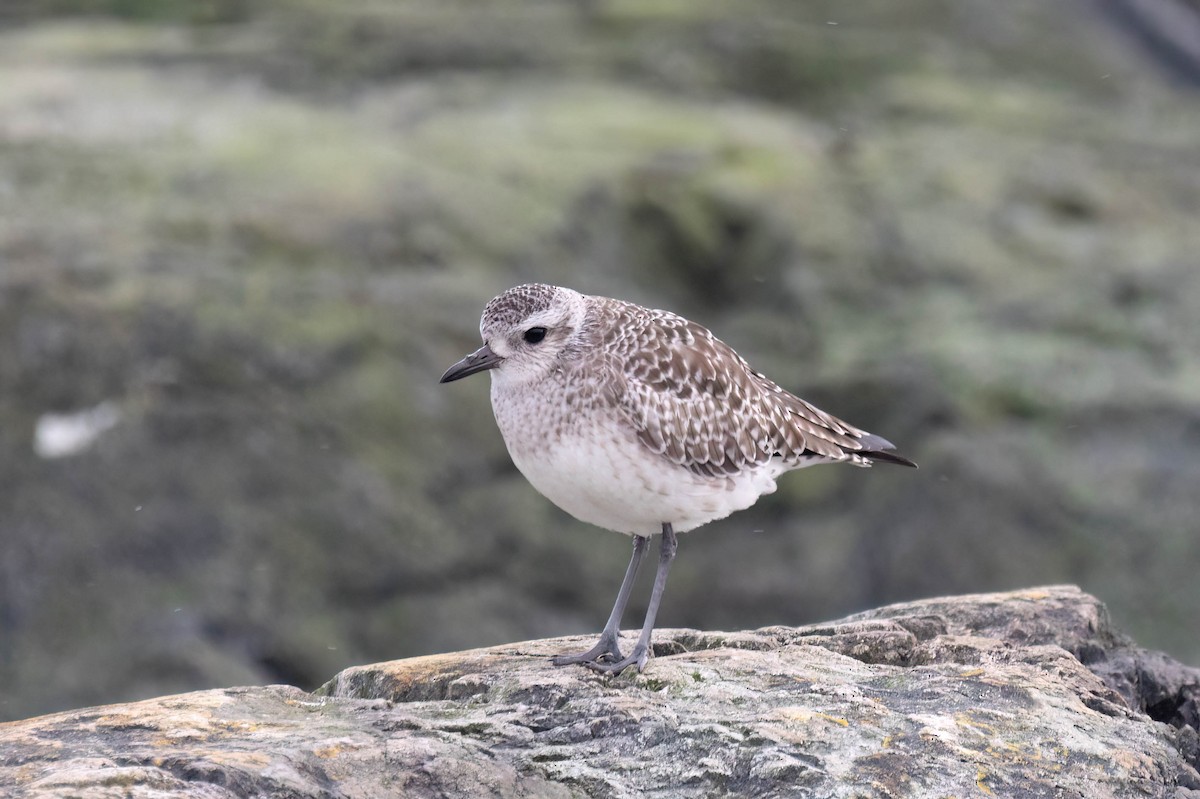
[2,0,1199,721]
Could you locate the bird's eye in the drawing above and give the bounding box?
[524,327,547,344]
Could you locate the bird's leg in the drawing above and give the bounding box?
[586,523,677,676]
[551,534,648,666]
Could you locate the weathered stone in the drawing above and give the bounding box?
[2,586,1197,797]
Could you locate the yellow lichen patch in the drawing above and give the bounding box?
[1110,749,1160,779]
[958,668,986,678]
[975,769,994,794]
[331,651,487,700]
[954,714,996,735]
[97,705,220,742]
[984,740,1032,765]
[772,707,849,727]
[384,652,471,676]
[813,712,850,727]
[314,743,350,759]
[204,750,272,769]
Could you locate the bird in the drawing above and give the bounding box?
[440,283,916,676]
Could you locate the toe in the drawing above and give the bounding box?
[551,638,624,667]
[583,644,649,676]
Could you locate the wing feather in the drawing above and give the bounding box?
[594,301,895,478]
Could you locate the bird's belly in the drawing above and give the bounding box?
[500,413,779,536]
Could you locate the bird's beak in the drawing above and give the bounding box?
[440,344,503,383]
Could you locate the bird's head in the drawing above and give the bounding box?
[440,283,587,386]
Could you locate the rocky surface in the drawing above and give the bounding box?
[2,586,1197,797]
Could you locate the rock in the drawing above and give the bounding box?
[2,586,1197,797]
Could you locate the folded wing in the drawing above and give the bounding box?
[599,305,914,477]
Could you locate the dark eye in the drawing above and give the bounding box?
[523,327,547,344]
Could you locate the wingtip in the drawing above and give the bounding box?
[855,433,917,468]
[862,450,918,468]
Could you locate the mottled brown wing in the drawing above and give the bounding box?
[600,303,874,478]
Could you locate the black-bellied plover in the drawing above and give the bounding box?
[441,283,916,675]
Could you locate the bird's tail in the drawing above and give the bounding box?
[855,432,918,468]
[860,449,918,468]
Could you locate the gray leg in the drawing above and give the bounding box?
[552,534,649,666]
[586,523,677,675]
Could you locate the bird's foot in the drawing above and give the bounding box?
[582,643,650,676]
[551,634,624,667]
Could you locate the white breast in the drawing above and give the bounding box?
[489,377,784,536]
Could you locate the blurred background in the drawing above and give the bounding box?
[2,0,1199,722]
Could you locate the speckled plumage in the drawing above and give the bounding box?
[455,284,912,536]
[440,283,915,673]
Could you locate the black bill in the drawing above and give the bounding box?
[440,344,503,383]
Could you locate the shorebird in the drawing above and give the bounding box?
[441,284,915,675]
